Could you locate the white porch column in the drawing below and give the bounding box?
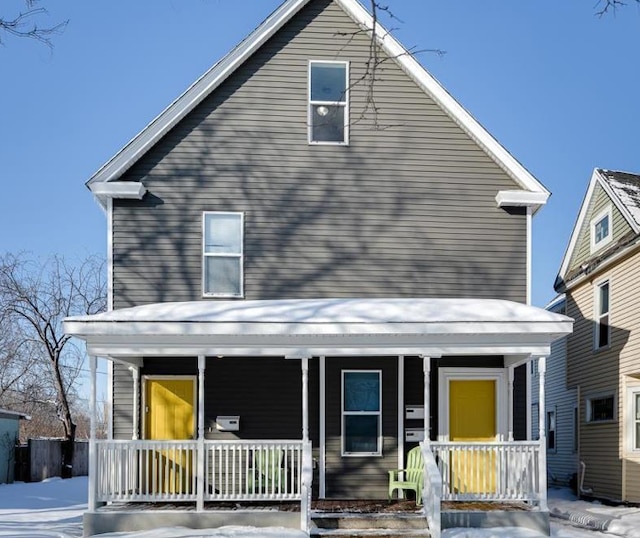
[507,366,515,442]
[302,357,309,442]
[88,355,98,512]
[538,355,548,511]
[423,356,431,445]
[197,355,206,512]
[129,366,140,440]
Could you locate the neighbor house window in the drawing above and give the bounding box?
[342,371,381,456]
[309,61,348,144]
[628,389,640,452]
[546,409,556,451]
[586,394,615,423]
[202,212,243,297]
[595,280,610,349]
[590,207,612,252]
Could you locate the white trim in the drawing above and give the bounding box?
[341,369,383,457]
[526,360,532,441]
[590,205,613,254]
[585,391,617,424]
[625,386,640,454]
[319,356,326,498]
[141,375,197,440]
[90,182,146,200]
[106,198,114,440]
[397,356,404,476]
[527,206,532,306]
[496,190,549,210]
[308,60,349,146]
[598,173,640,235]
[87,0,548,206]
[202,211,244,298]
[594,278,611,350]
[437,368,507,441]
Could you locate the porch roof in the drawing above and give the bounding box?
[64,298,572,361]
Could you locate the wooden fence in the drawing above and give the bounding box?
[14,439,88,482]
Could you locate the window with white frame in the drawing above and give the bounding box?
[342,370,381,456]
[202,212,243,297]
[586,394,615,423]
[629,389,640,452]
[546,408,556,451]
[590,207,612,252]
[309,61,348,144]
[595,280,610,349]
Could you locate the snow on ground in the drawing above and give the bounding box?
[1,478,640,537]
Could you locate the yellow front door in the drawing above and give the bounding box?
[145,378,195,494]
[449,379,497,494]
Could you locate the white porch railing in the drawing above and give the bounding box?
[421,442,442,538]
[431,441,541,502]
[95,440,309,504]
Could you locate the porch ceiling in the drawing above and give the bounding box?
[64,298,572,361]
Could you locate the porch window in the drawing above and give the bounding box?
[595,280,610,349]
[309,61,348,144]
[202,212,243,297]
[546,409,556,451]
[342,370,381,456]
[586,394,615,423]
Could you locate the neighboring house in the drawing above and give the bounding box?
[0,408,29,484]
[64,0,572,536]
[555,168,640,503]
[531,295,578,488]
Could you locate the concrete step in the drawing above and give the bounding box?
[310,529,431,537]
[310,512,430,537]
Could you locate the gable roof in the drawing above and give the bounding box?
[86,0,549,207]
[556,168,640,288]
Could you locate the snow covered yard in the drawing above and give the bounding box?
[1,478,640,537]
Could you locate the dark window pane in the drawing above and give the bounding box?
[344,372,380,412]
[311,63,346,102]
[600,283,610,314]
[590,396,614,422]
[599,314,609,347]
[344,415,379,453]
[595,216,609,243]
[311,105,345,142]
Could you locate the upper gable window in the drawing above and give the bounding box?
[309,61,349,145]
[202,212,243,298]
[590,206,612,253]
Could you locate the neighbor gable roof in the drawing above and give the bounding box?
[557,168,640,288]
[86,0,549,208]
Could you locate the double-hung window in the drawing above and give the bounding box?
[342,371,382,456]
[309,61,349,144]
[630,389,640,451]
[546,409,556,451]
[202,212,243,297]
[586,394,615,423]
[595,280,610,349]
[590,207,612,252]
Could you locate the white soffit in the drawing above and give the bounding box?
[86,0,549,204]
[496,190,549,209]
[90,182,147,200]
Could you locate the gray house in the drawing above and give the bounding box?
[64,0,572,536]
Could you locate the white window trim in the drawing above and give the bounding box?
[308,60,350,146]
[585,392,617,424]
[341,369,382,457]
[437,368,508,442]
[202,211,244,298]
[546,406,557,453]
[594,278,611,350]
[141,375,197,440]
[590,206,613,253]
[626,387,640,454]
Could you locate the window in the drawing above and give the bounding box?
[309,61,348,144]
[628,389,640,452]
[586,394,615,423]
[590,207,612,252]
[342,371,381,456]
[546,409,556,451]
[202,212,243,297]
[595,280,610,349]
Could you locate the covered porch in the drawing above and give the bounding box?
[64,298,572,537]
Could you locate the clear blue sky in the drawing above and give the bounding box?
[2,0,639,309]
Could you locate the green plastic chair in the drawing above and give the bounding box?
[388,445,424,505]
[248,448,286,494]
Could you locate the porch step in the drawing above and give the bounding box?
[311,512,430,537]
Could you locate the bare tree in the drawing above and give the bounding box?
[0,0,66,47]
[596,0,640,15]
[0,253,106,478]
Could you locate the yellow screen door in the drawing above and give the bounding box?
[449,379,497,494]
[145,378,195,495]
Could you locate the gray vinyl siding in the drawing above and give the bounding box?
[567,183,633,276]
[111,0,527,309]
[113,363,134,440]
[324,357,397,499]
[530,335,578,486]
